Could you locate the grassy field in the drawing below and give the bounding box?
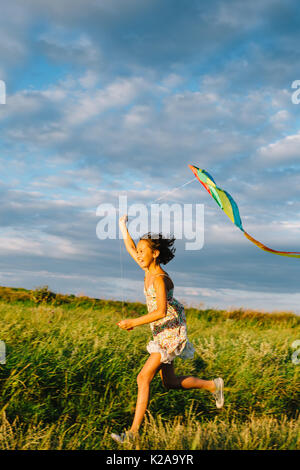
[0,286,299,450]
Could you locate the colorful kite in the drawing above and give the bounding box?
[189,164,300,258]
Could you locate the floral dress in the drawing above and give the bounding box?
[144,274,195,364]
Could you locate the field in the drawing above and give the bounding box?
[0,286,299,450]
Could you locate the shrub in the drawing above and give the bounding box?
[31,286,56,304]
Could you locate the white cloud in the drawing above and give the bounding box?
[160,73,185,89]
[0,229,86,259]
[0,90,42,120]
[257,131,300,165]
[175,285,300,313]
[123,105,154,128]
[269,109,290,129]
[78,70,99,89]
[38,30,101,68]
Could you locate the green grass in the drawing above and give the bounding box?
[0,286,299,450]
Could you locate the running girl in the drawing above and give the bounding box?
[111,215,224,443]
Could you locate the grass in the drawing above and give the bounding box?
[0,286,299,450]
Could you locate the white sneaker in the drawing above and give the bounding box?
[111,431,135,444]
[212,377,224,409]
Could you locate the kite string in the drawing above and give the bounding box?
[116,177,196,214]
[119,237,125,314]
[147,177,196,207]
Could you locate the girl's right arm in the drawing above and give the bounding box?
[119,215,144,270]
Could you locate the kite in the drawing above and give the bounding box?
[189,164,300,258]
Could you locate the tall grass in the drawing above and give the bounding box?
[0,287,299,450]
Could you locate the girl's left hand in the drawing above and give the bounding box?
[117,319,135,330]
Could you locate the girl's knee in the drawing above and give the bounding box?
[137,371,152,386]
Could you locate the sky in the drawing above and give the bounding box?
[0,0,300,313]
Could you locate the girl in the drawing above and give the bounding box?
[111,215,224,443]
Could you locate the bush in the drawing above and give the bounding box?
[31,286,56,304]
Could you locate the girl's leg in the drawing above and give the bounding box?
[129,352,162,434]
[159,362,215,392]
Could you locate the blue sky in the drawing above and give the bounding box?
[1,0,300,313]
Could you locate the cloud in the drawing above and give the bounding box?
[178,285,300,313]
[256,131,300,167]
[37,30,102,69]
[0,0,300,312]
[0,229,85,258]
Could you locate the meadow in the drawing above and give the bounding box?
[0,286,299,450]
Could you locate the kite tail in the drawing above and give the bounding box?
[243,231,300,258]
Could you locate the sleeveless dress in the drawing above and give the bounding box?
[144,274,195,364]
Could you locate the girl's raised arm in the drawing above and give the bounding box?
[119,215,145,270]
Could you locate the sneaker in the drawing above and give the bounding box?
[111,430,135,444]
[212,377,224,409]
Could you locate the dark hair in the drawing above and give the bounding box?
[139,233,176,265]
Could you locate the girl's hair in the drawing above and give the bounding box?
[139,233,176,265]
